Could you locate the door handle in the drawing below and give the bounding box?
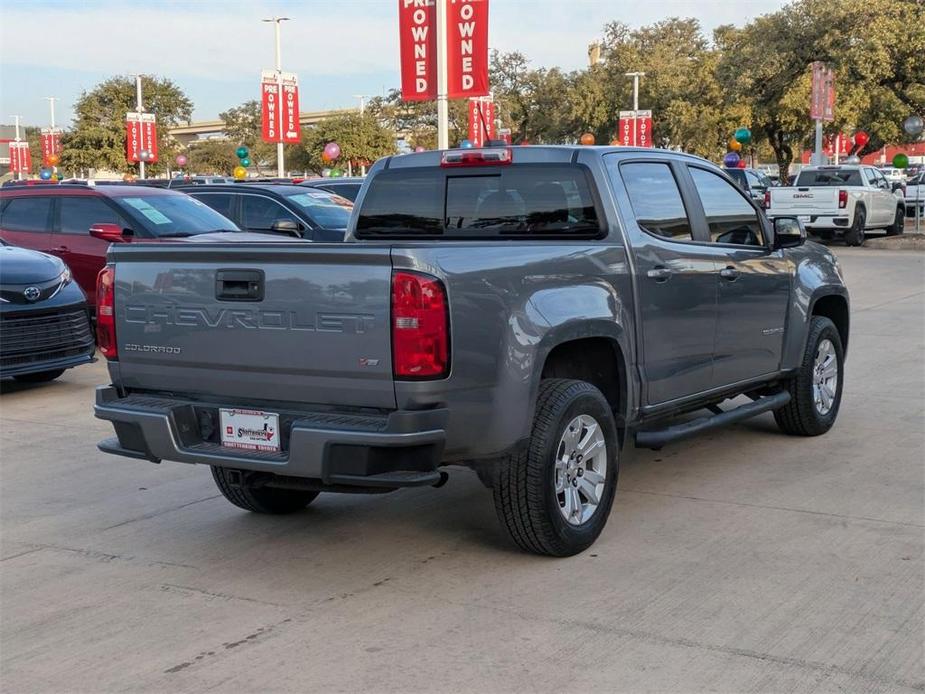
[51,246,69,253]
[720,266,740,281]
[215,269,264,301]
[646,267,672,282]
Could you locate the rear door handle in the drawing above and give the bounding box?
[646,267,672,282]
[720,266,740,281]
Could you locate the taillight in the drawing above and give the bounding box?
[391,271,449,379]
[838,190,848,209]
[441,147,512,167]
[764,190,771,208]
[96,265,117,360]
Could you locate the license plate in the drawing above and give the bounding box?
[220,408,280,452]
[799,215,811,222]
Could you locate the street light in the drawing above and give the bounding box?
[624,71,645,111]
[262,17,291,177]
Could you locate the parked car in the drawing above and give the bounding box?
[185,176,235,185]
[723,167,773,208]
[177,183,350,241]
[905,172,925,217]
[0,241,95,382]
[298,177,365,202]
[767,165,905,245]
[878,166,906,185]
[95,145,849,556]
[0,185,239,306]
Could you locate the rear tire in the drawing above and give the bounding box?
[211,467,319,514]
[774,316,844,436]
[13,369,65,383]
[844,208,866,246]
[885,205,904,236]
[493,379,619,557]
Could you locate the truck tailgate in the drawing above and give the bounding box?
[770,187,839,215]
[110,243,395,409]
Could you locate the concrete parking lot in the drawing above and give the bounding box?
[2,247,922,693]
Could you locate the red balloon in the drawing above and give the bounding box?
[853,130,869,148]
[737,159,747,169]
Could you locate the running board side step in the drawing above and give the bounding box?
[634,391,791,450]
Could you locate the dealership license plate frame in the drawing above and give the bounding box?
[219,408,281,452]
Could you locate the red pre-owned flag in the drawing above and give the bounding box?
[281,73,301,143]
[399,0,437,101]
[261,71,281,143]
[446,0,489,98]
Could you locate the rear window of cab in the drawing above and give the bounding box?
[355,165,602,239]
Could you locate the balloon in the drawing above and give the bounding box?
[610,139,620,146]
[236,146,249,159]
[737,159,747,169]
[734,127,752,145]
[853,130,869,148]
[892,153,909,169]
[47,153,60,166]
[460,139,473,149]
[233,165,247,180]
[175,154,188,167]
[728,139,742,152]
[903,115,924,136]
[321,168,332,177]
[139,149,152,162]
[240,157,251,167]
[330,169,343,178]
[323,142,341,160]
[414,146,425,153]
[843,155,861,164]
[40,169,52,180]
[580,132,595,145]
[723,152,741,168]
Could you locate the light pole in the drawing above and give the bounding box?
[353,94,371,115]
[44,97,57,130]
[262,16,290,177]
[435,0,449,150]
[9,115,22,180]
[625,71,645,111]
[129,74,147,179]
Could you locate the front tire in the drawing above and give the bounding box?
[211,467,319,514]
[844,208,866,246]
[886,205,904,236]
[774,316,844,436]
[13,369,65,383]
[493,379,619,556]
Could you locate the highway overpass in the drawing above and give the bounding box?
[168,108,358,146]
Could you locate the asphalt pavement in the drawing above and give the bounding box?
[1,247,923,693]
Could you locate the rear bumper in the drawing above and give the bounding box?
[94,387,448,488]
[768,213,850,230]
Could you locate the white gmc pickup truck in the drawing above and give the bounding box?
[767,165,905,246]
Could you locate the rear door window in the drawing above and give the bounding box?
[59,196,127,234]
[190,193,237,221]
[689,167,765,247]
[242,195,300,231]
[0,196,54,232]
[356,165,600,238]
[619,162,694,241]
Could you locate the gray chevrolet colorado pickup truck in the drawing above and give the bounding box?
[95,146,849,556]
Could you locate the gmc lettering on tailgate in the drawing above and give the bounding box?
[124,305,375,334]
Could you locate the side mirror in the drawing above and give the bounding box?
[89,223,130,243]
[772,216,806,249]
[891,181,904,192]
[270,219,302,237]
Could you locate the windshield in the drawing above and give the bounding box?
[356,165,601,238]
[114,193,239,237]
[283,190,352,229]
[795,170,863,186]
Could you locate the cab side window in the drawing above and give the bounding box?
[620,162,694,241]
[60,197,127,234]
[0,196,54,232]
[689,167,765,247]
[191,193,236,221]
[242,196,299,230]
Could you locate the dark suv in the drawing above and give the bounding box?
[0,185,238,306]
[724,167,773,208]
[177,184,351,241]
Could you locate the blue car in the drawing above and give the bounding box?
[0,241,95,382]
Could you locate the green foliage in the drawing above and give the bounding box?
[60,75,192,176]
[290,112,398,174]
[218,100,276,174]
[185,140,239,175]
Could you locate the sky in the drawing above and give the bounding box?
[0,0,787,128]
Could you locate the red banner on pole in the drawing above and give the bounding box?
[126,113,142,162]
[618,111,636,147]
[9,142,32,174]
[141,113,158,162]
[636,110,653,148]
[261,71,281,143]
[281,73,301,143]
[468,97,495,146]
[447,0,490,98]
[398,0,437,101]
[40,128,62,164]
[811,62,835,121]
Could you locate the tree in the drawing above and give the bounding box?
[367,89,468,150]
[60,75,192,176]
[290,112,397,174]
[185,140,239,175]
[219,100,276,174]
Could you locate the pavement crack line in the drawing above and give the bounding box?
[101,494,222,531]
[158,583,287,608]
[620,488,925,528]
[0,546,45,562]
[853,290,925,313]
[14,543,197,570]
